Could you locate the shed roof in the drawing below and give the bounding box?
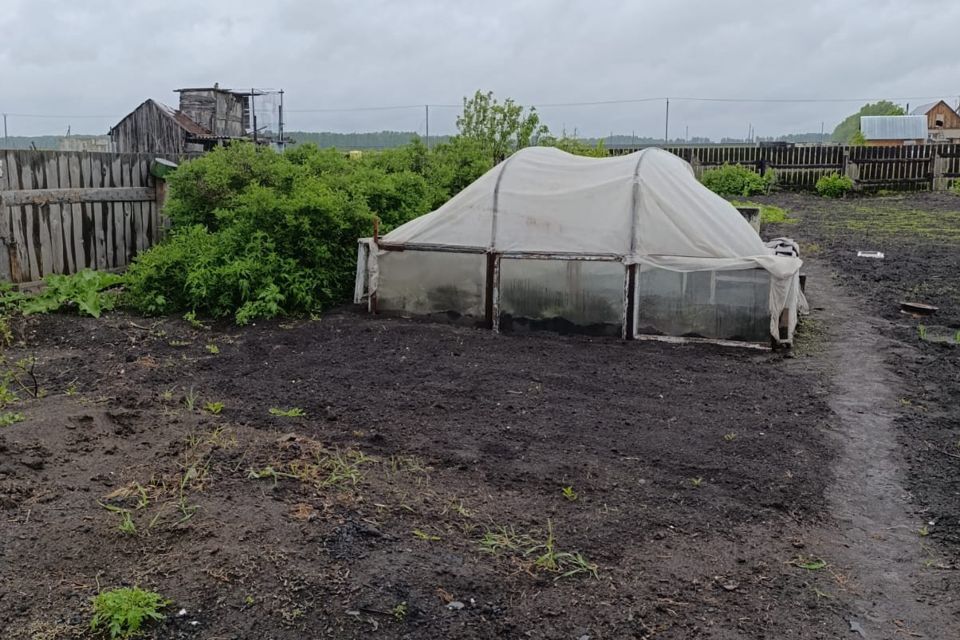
[911,102,938,115]
[155,101,213,137]
[860,115,927,140]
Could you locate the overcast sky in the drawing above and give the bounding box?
[2,0,959,139]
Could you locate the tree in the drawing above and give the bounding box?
[456,90,548,164]
[831,101,905,143]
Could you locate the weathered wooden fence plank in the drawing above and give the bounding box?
[0,149,175,284]
[0,186,156,207]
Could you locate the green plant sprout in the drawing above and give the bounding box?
[561,486,578,501]
[90,586,169,639]
[269,407,306,417]
[203,401,224,415]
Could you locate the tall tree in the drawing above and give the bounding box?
[831,101,905,143]
[456,90,548,164]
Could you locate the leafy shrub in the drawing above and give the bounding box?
[701,164,775,197]
[816,173,854,198]
[125,140,494,324]
[0,270,122,318]
[951,179,960,195]
[90,587,169,639]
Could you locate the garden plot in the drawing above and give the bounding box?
[1,307,847,639]
[2,191,959,638]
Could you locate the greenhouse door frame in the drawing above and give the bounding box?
[488,250,629,336]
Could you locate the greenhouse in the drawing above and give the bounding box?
[354,147,805,345]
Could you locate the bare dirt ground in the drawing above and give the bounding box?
[0,191,958,639]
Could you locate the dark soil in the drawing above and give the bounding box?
[760,191,960,552]
[3,189,959,639]
[1,307,844,639]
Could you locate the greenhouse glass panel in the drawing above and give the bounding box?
[635,266,770,342]
[376,251,486,320]
[498,259,625,335]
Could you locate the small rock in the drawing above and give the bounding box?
[579,635,591,640]
[177,608,188,617]
[721,581,739,591]
[447,601,465,610]
[848,619,865,637]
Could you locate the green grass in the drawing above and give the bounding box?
[479,520,598,580]
[269,407,306,418]
[729,200,796,225]
[790,556,828,571]
[0,411,24,427]
[834,204,960,240]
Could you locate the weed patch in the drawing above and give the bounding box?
[479,520,598,580]
[90,586,169,639]
[269,407,306,418]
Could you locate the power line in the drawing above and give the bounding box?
[2,93,954,121]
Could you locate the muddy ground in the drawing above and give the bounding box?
[760,191,960,549]
[1,191,959,639]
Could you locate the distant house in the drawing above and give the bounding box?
[110,84,251,154]
[910,100,960,142]
[859,115,927,146]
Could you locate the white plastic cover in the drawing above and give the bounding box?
[374,147,804,342]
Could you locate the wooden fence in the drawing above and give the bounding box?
[0,150,176,284]
[608,143,960,191]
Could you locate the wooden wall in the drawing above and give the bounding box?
[0,150,166,284]
[178,89,248,138]
[609,143,960,191]
[920,101,960,130]
[110,99,191,154]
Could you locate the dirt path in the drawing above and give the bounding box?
[804,258,959,639]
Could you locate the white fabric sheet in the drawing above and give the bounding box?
[373,147,804,342]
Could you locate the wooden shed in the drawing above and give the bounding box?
[911,100,960,142]
[110,85,252,154]
[110,99,215,154]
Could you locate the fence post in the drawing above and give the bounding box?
[842,147,860,191]
[931,144,946,191]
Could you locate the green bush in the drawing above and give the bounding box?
[816,173,854,198]
[951,179,960,195]
[124,139,493,324]
[701,164,775,197]
[90,587,169,639]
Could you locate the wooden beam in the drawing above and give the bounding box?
[0,187,155,207]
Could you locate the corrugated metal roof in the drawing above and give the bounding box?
[911,102,937,115]
[860,115,927,140]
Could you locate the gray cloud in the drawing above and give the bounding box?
[2,0,958,138]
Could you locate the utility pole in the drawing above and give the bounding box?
[664,98,670,143]
[425,105,430,150]
[685,125,689,142]
[278,90,285,152]
[820,121,824,144]
[3,113,7,140]
[251,88,257,144]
